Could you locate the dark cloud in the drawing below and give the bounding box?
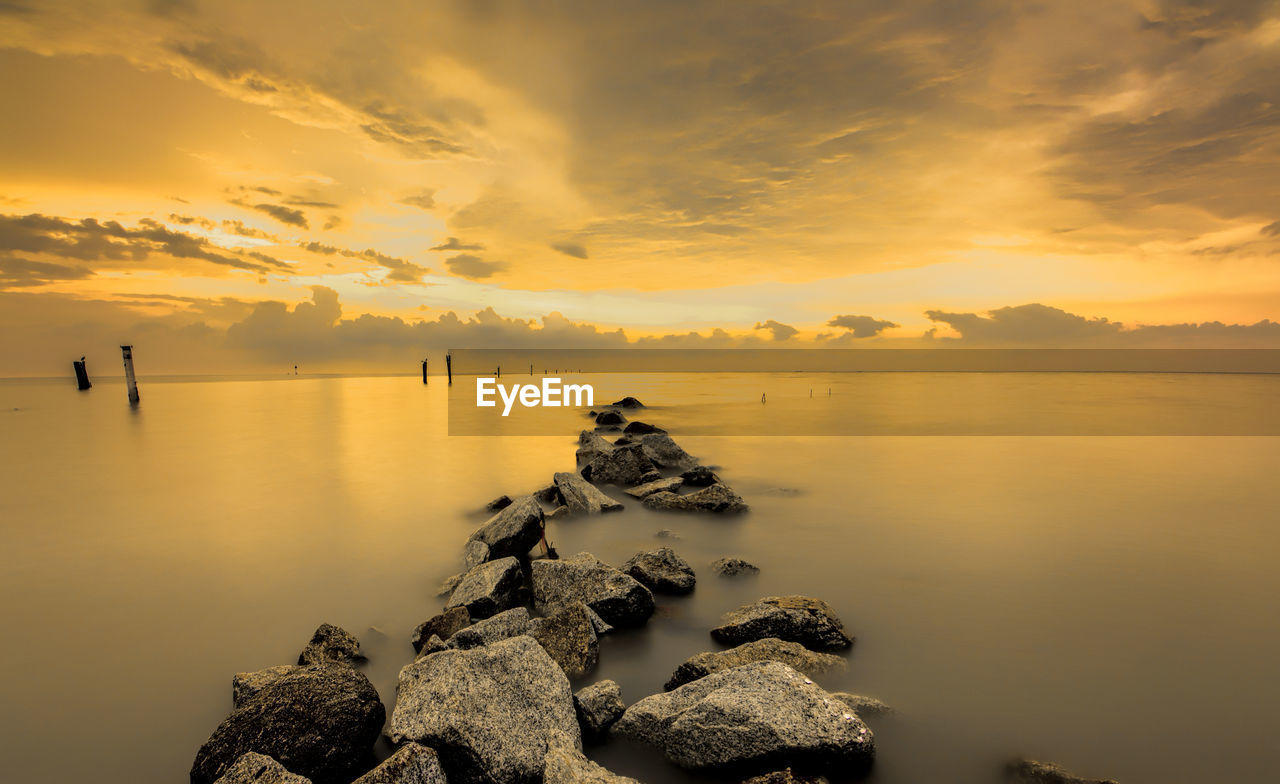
[926,303,1123,342]
[231,199,308,228]
[445,253,506,279]
[0,256,93,287]
[550,241,588,259]
[399,190,437,210]
[299,241,430,283]
[753,319,798,341]
[1263,220,1280,237]
[430,236,484,251]
[221,220,277,240]
[169,214,215,228]
[359,100,468,158]
[827,314,899,337]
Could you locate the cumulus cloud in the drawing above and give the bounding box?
[827,314,899,338]
[753,319,798,341]
[550,241,588,259]
[926,303,1123,342]
[446,253,506,279]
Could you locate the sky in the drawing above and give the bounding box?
[2,0,1279,374]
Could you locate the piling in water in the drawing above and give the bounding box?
[120,345,140,404]
[422,358,429,384]
[446,352,452,384]
[73,357,91,390]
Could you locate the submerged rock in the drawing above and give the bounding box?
[411,605,472,652]
[543,730,639,784]
[575,431,616,465]
[711,557,759,576]
[655,529,681,540]
[574,680,626,742]
[624,476,683,498]
[389,636,580,784]
[232,665,299,709]
[742,769,829,784]
[533,483,564,506]
[298,624,365,668]
[612,396,645,408]
[637,433,698,470]
[595,410,626,426]
[545,504,570,520]
[1005,759,1120,784]
[528,601,599,677]
[831,693,892,718]
[211,752,311,784]
[580,443,661,486]
[622,420,664,435]
[351,743,447,784]
[642,484,749,514]
[484,495,513,513]
[554,471,624,515]
[623,547,696,594]
[664,638,845,690]
[711,596,852,651]
[532,552,655,627]
[680,466,719,486]
[449,607,530,649]
[613,661,874,775]
[192,665,385,784]
[447,556,525,619]
[468,495,544,561]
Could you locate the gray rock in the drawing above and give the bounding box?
[545,505,570,520]
[655,529,680,540]
[389,636,580,784]
[611,396,645,408]
[232,665,300,709]
[595,410,626,426]
[573,680,625,742]
[642,484,749,514]
[191,665,385,784]
[624,476,683,498]
[437,573,463,597]
[711,596,852,651]
[665,638,845,690]
[449,607,530,649]
[622,420,664,435]
[528,601,599,677]
[580,443,661,486]
[554,471,623,515]
[531,552,655,628]
[212,752,311,784]
[468,496,544,561]
[575,430,616,465]
[613,661,874,774]
[1005,759,1120,784]
[351,743,447,784]
[447,557,526,619]
[584,605,614,635]
[680,466,719,486]
[415,635,448,659]
[533,483,564,506]
[298,624,365,667]
[543,730,639,784]
[741,769,829,784]
[464,540,491,570]
[411,605,472,652]
[637,433,698,470]
[485,495,513,513]
[831,693,892,717]
[622,548,696,594]
[711,557,759,576]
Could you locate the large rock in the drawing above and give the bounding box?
[352,743,448,784]
[580,443,661,486]
[622,548,696,594]
[680,466,719,486]
[554,472,623,515]
[711,596,852,651]
[449,607,530,649]
[412,606,472,652]
[1005,760,1120,784]
[636,433,698,470]
[447,557,526,619]
[611,396,645,408]
[575,431,616,465]
[664,638,845,690]
[711,557,759,576]
[531,553,655,628]
[595,410,626,426]
[642,484,748,514]
[573,680,625,741]
[624,476,683,498]
[468,496,544,561]
[297,624,365,667]
[191,665,385,784]
[622,420,664,435]
[464,540,491,570]
[232,665,300,709]
[389,636,580,784]
[543,730,639,784]
[212,752,311,784]
[613,661,874,774]
[528,601,599,677]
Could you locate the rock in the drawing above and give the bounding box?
[532,552,655,628]
[543,730,639,783]
[711,596,852,651]
[680,466,719,486]
[528,601,599,676]
[232,665,301,709]
[411,606,472,652]
[655,529,680,539]
[212,752,311,784]
[637,433,698,470]
[741,769,829,784]
[622,420,665,435]
[545,505,570,520]
[464,540,491,570]
[468,495,544,561]
[613,661,874,775]
[611,397,645,408]
[642,484,749,514]
[447,557,526,619]
[191,665,385,784]
[595,410,626,426]
[554,471,624,514]
[298,623,365,667]
[449,607,531,649]
[1005,759,1120,784]
[622,548,696,594]
[533,483,564,506]
[351,743,448,784]
[575,430,616,465]
[437,573,463,597]
[624,476,683,498]
[573,680,625,742]
[415,635,448,659]
[665,638,845,690]
[584,605,614,635]
[484,495,513,513]
[580,443,661,486]
[389,636,580,784]
[711,557,759,576]
[830,693,892,717]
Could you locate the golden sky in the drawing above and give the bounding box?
[2,0,1279,373]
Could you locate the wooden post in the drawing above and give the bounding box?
[530,363,533,376]
[422,358,429,384]
[73,357,92,390]
[446,352,452,384]
[120,345,140,404]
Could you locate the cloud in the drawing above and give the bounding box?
[753,319,798,341]
[446,253,506,279]
[1263,221,1280,237]
[926,303,1123,342]
[550,241,588,259]
[299,241,430,283]
[0,256,93,287]
[430,236,484,251]
[221,220,278,240]
[827,314,899,337]
[398,189,437,211]
[231,199,308,228]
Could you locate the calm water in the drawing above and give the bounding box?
[1,373,1278,783]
